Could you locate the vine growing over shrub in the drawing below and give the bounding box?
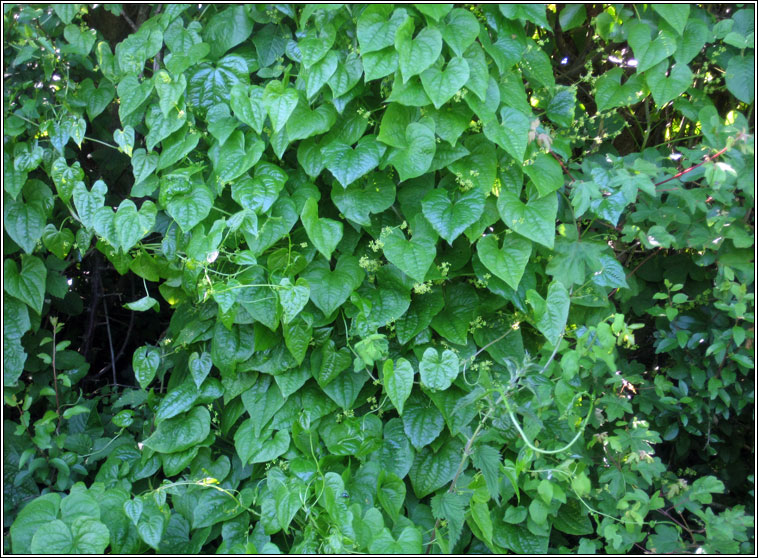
[3,4,754,554]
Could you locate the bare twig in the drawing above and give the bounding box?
[103,298,117,386]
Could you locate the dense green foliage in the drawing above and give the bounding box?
[3,3,754,554]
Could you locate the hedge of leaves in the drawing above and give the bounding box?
[3,4,754,554]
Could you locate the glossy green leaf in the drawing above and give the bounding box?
[402,393,445,450]
[441,9,479,57]
[156,382,199,423]
[527,280,570,345]
[386,122,436,181]
[357,6,408,54]
[420,57,470,109]
[301,197,343,261]
[395,19,443,83]
[523,152,564,197]
[383,358,414,416]
[322,135,386,188]
[144,406,211,454]
[133,345,160,390]
[477,233,532,290]
[31,518,110,554]
[331,172,396,226]
[4,255,46,314]
[409,437,463,498]
[421,187,485,244]
[497,190,557,249]
[627,22,677,73]
[725,54,754,104]
[3,198,46,255]
[419,347,459,391]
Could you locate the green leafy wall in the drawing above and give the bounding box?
[3,4,754,554]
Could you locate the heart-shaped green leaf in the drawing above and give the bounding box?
[627,22,677,73]
[161,177,214,233]
[497,190,557,249]
[133,345,160,389]
[357,6,408,54]
[113,199,156,253]
[646,61,693,107]
[527,280,570,346]
[210,130,265,184]
[41,224,75,259]
[301,197,343,261]
[395,19,443,83]
[419,347,459,391]
[382,223,437,283]
[113,126,135,156]
[482,106,531,163]
[188,351,212,388]
[131,148,159,185]
[441,9,479,57]
[206,103,238,145]
[331,172,396,226]
[421,187,485,244]
[262,80,299,133]
[286,101,337,141]
[383,358,414,416]
[523,152,564,197]
[230,83,267,134]
[117,74,154,120]
[403,393,445,450]
[421,57,470,109]
[3,198,46,255]
[231,161,288,214]
[154,70,187,117]
[477,233,532,290]
[4,255,46,314]
[386,122,436,181]
[321,135,385,188]
[73,180,107,230]
[278,278,310,324]
[301,255,365,316]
